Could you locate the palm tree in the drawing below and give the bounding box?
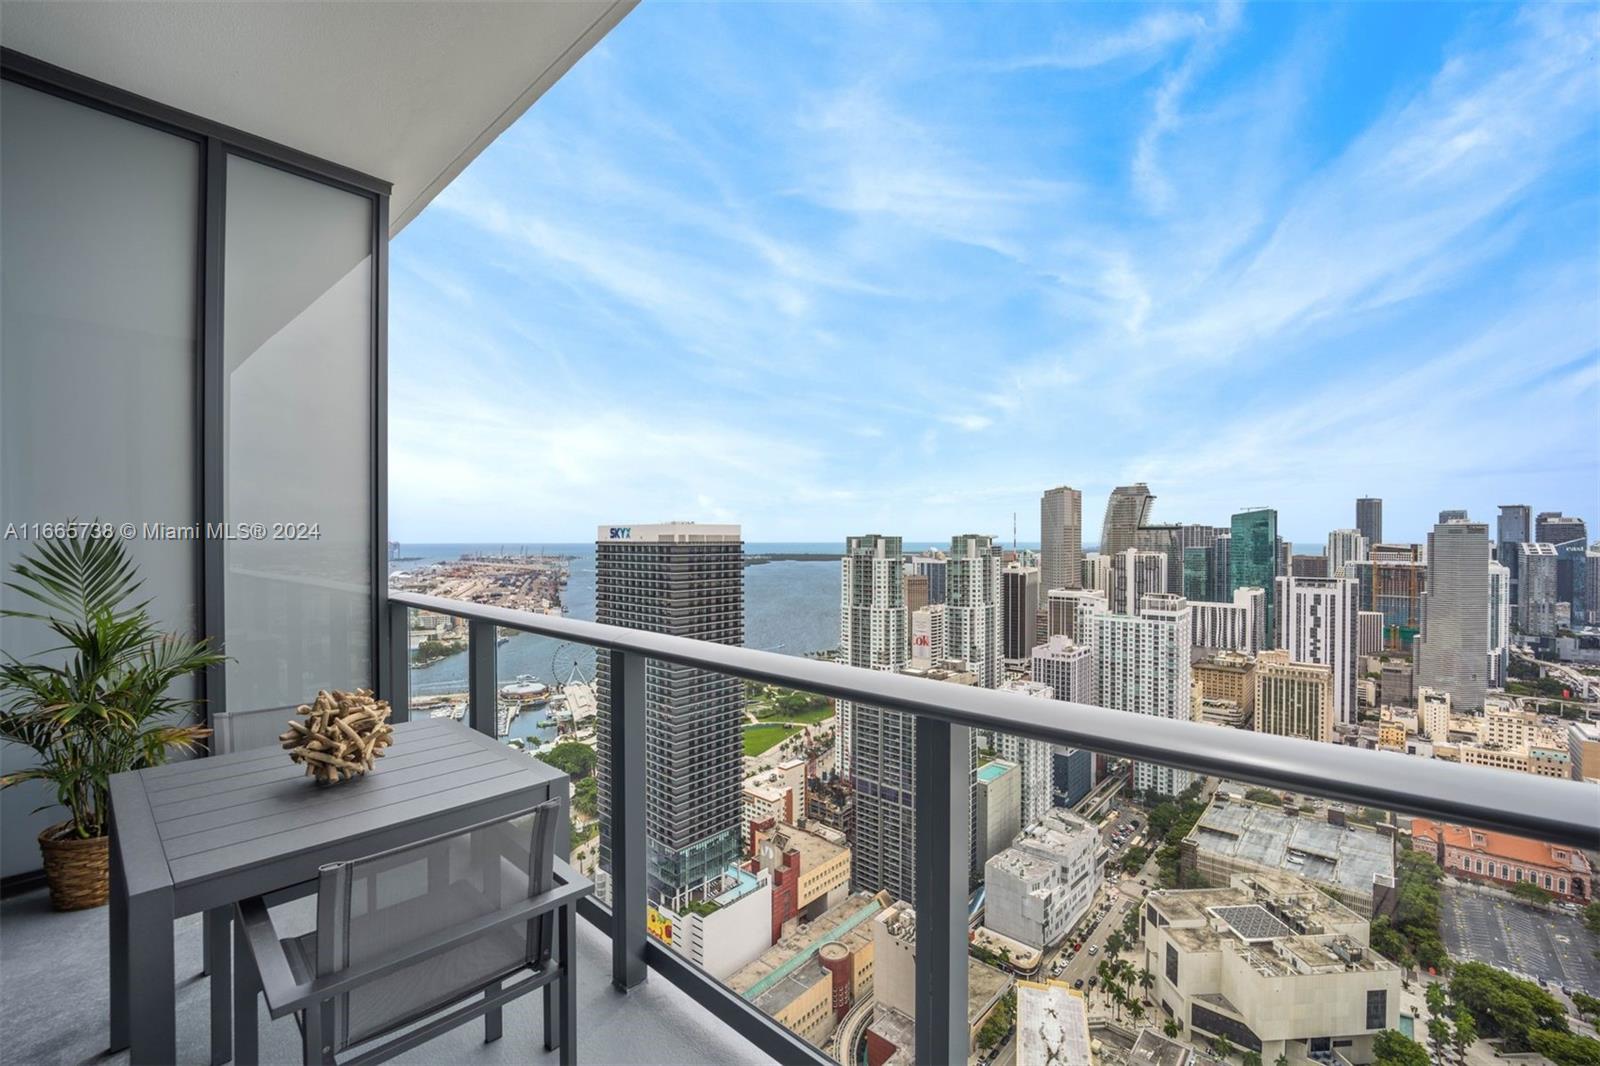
[1106,930,1126,957]
[1211,1033,1235,1062]
[1127,1001,1145,1026]
[1137,966,1155,1000]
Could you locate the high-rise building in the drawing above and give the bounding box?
[1553,537,1590,625]
[1045,588,1107,643]
[1497,505,1532,625]
[1519,542,1560,636]
[907,553,948,605]
[1030,635,1098,809]
[838,535,910,777]
[1100,483,1154,558]
[1230,508,1278,643]
[1416,521,1491,711]
[1358,610,1384,657]
[1254,650,1333,744]
[910,603,947,664]
[1291,554,1328,578]
[1211,534,1231,604]
[976,759,1021,865]
[1350,544,1426,654]
[1326,529,1368,580]
[1109,547,1167,616]
[1089,593,1193,796]
[1189,586,1266,655]
[1588,544,1600,627]
[948,534,1003,688]
[1030,634,1095,704]
[994,680,1056,829]
[905,572,930,613]
[1487,561,1510,688]
[1275,576,1359,727]
[1183,546,1212,601]
[1081,552,1111,595]
[595,522,745,902]
[1040,486,1082,595]
[1356,497,1383,547]
[1536,512,1586,548]
[1002,564,1041,661]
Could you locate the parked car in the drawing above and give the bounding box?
[1073,979,1084,989]
[1088,945,1098,956]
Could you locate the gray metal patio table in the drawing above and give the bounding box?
[107,717,570,1066]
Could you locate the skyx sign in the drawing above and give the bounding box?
[609,527,632,540]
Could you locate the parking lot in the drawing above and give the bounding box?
[1440,885,1600,993]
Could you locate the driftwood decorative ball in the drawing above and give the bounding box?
[279,689,395,784]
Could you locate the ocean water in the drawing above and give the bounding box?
[399,545,846,724]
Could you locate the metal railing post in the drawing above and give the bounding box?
[385,600,409,722]
[468,620,497,736]
[915,717,970,1066]
[609,647,648,990]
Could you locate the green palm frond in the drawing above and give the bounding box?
[0,532,223,838]
[2,526,147,626]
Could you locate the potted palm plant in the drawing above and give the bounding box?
[0,530,222,910]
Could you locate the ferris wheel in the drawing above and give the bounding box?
[551,642,590,688]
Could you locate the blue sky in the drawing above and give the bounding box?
[390,2,1599,546]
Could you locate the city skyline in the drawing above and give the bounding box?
[387,2,1600,544]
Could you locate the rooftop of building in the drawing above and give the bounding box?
[1016,981,1091,1066]
[1186,795,1394,899]
[756,822,849,872]
[1009,807,1099,859]
[999,679,1054,698]
[1408,818,1592,871]
[595,522,741,543]
[977,759,1018,784]
[727,890,886,1002]
[1150,873,1395,975]
[750,953,829,1017]
[1127,1027,1196,1066]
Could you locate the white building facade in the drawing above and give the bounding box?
[983,809,1100,950]
[1275,575,1359,728]
[1189,586,1266,655]
[1089,593,1194,796]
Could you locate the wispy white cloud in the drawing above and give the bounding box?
[999,10,1210,73]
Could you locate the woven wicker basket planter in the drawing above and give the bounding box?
[38,822,109,911]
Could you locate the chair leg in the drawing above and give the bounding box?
[232,919,259,1066]
[484,979,503,1044]
[543,980,559,1052]
[559,903,577,1066]
[208,908,233,1065]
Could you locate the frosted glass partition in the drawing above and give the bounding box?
[0,82,199,875]
[223,155,373,711]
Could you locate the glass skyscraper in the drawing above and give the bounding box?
[1230,508,1279,643]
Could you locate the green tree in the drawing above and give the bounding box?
[1584,900,1600,936]
[1163,1020,1180,1039]
[1572,991,1600,1022]
[1527,1028,1600,1066]
[1210,1034,1235,1061]
[541,740,596,779]
[1372,1029,1430,1066]
[1450,961,1567,1050]
[1452,1004,1478,1060]
[1244,787,1282,804]
[1241,1053,1262,1066]
[1509,880,1555,905]
[572,775,598,819]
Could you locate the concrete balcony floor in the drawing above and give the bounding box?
[1,887,776,1065]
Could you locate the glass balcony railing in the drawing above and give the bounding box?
[386,591,1600,1066]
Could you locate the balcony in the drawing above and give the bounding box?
[2,6,1599,1066]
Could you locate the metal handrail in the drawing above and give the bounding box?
[387,590,1598,847]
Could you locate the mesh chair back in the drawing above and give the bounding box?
[313,801,559,1050]
[212,705,298,754]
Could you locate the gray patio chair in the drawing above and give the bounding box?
[231,800,588,1066]
[205,706,301,962]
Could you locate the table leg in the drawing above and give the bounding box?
[208,907,233,1065]
[128,888,176,1066]
[559,903,576,1066]
[109,815,129,1052]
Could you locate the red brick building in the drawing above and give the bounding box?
[1410,818,1591,902]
